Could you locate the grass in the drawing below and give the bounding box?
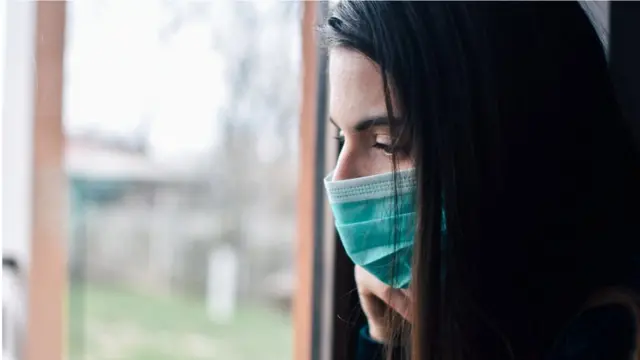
[68,283,292,360]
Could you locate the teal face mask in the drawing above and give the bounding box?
[324,169,417,289]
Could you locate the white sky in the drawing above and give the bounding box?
[0,0,5,120]
[64,0,228,161]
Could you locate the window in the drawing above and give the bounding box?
[63,1,302,360]
[1,1,329,358]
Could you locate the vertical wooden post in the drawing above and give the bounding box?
[294,2,319,360]
[25,2,67,360]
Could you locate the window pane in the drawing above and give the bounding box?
[64,1,301,359]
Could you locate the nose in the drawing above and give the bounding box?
[332,146,360,181]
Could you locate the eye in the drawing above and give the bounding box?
[334,133,345,146]
[373,132,412,157]
[373,142,394,156]
[373,134,394,156]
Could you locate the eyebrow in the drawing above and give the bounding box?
[329,116,395,132]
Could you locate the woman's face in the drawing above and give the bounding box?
[329,48,413,181]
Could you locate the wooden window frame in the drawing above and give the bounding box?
[26,2,67,360]
[296,2,336,360]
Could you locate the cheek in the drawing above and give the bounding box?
[366,150,395,175]
[396,158,414,171]
[363,150,415,177]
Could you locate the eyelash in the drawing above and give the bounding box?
[334,135,396,156]
[373,142,394,155]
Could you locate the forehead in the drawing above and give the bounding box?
[329,48,388,127]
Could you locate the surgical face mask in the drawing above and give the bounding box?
[324,169,417,289]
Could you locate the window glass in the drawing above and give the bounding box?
[64,1,301,359]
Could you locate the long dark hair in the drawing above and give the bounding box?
[323,2,640,360]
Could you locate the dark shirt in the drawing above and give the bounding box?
[356,304,636,360]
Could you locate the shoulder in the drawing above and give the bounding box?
[356,304,637,360]
[547,303,637,360]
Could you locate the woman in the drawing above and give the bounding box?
[322,2,640,360]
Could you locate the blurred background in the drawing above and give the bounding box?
[1,0,302,359]
[64,1,300,360]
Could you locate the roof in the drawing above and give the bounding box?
[65,137,209,183]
